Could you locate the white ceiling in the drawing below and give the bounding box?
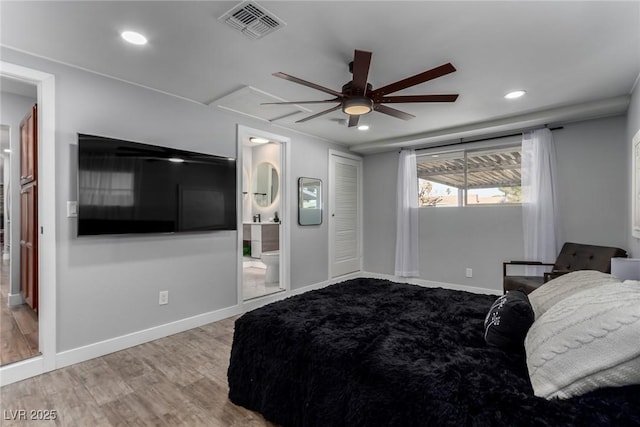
[1,1,639,153]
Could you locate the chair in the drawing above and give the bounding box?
[503,242,627,294]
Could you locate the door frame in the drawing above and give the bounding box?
[236,124,290,305]
[0,61,57,386]
[328,149,363,279]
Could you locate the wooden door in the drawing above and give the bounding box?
[19,104,38,311]
[329,153,362,278]
[20,105,37,185]
[20,183,38,311]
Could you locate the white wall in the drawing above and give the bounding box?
[363,115,628,292]
[627,80,640,256]
[0,91,37,298]
[1,47,349,354]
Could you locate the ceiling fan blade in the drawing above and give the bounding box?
[379,94,459,103]
[369,63,457,98]
[273,72,344,98]
[374,104,415,121]
[348,115,360,127]
[351,50,372,95]
[262,98,341,105]
[295,104,342,123]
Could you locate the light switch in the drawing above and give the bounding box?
[67,201,78,217]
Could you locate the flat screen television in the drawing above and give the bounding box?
[77,133,237,236]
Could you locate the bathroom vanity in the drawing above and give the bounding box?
[243,223,279,258]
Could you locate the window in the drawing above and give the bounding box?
[417,143,522,207]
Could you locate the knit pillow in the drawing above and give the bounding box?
[528,270,621,319]
[525,282,640,399]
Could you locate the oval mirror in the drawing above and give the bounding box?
[252,162,279,208]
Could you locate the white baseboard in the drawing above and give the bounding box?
[55,305,243,370]
[7,292,24,306]
[54,273,362,374]
[0,355,46,387]
[360,272,502,296]
[55,270,496,373]
[2,270,496,387]
[240,271,361,312]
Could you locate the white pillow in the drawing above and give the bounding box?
[525,282,640,399]
[528,270,621,319]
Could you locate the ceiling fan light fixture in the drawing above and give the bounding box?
[342,96,373,116]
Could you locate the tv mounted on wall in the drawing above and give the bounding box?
[77,133,237,236]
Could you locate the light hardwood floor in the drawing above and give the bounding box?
[0,315,277,427]
[1,259,40,367]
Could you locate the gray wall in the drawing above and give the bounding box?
[363,115,628,292]
[627,83,640,256]
[0,91,37,298]
[555,115,628,248]
[1,47,348,352]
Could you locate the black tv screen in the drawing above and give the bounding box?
[77,133,237,236]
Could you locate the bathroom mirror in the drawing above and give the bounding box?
[298,177,322,226]
[252,162,279,208]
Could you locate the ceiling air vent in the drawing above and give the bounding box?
[219,1,285,40]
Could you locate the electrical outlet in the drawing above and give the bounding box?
[159,290,169,305]
[465,268,473,278]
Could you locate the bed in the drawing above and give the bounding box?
[227,277,640,426]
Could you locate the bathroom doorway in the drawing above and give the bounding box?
[238,126,287,301]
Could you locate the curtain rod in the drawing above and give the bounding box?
[412,126,564,152]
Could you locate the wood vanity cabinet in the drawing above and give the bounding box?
[244,223,279,258]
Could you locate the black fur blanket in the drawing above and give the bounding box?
[227,278,640,426]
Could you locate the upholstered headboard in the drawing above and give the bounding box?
[553,242,627,273]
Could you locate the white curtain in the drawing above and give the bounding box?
[395,149,420,277]
[521,128,561,273]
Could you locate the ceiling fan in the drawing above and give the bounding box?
[263,49,459,127]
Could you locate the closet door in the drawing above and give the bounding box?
[329,153,362,278]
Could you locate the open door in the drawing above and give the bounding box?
[19,104,38,311]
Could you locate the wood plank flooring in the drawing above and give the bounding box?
[0,316,278,427]
[1,259,40,366]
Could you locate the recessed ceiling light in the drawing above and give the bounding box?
[249,137,270,144]
[504,90,526,99]
[121,31,148,45]
[357,125,369,131]
[168,157,184,163]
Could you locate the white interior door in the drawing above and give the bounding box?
[329,152,362,278]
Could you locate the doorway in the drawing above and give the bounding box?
[237,125,288,302]
[0,82,39,367]
[0,62,56,386]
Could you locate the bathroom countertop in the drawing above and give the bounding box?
[243,222,279,225]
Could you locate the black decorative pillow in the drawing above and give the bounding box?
[484,290,534,350]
